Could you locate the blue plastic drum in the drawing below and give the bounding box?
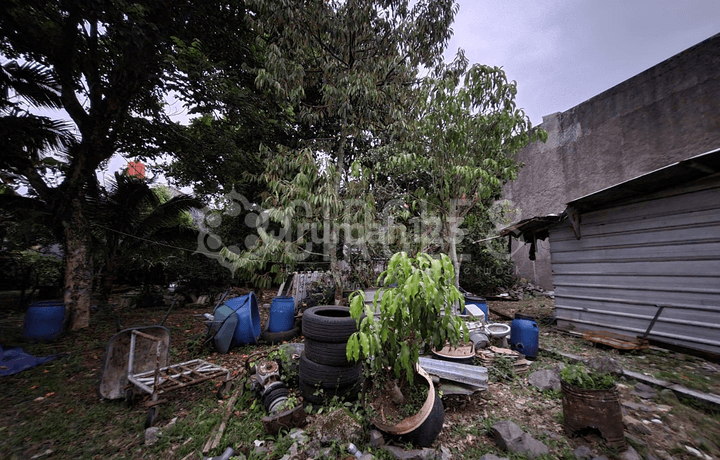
[267,296,296,332]
[24,300,66,342]
[510,314,539,359]
[226,293,262,346]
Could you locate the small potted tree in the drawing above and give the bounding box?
[346,251,467,446]
[560,363,626,450]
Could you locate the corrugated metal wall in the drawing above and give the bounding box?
[551,180,720,355]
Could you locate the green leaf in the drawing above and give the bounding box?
[349,291,364,322]
[346,333,360,362]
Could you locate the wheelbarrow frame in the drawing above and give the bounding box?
[126,329,232,427]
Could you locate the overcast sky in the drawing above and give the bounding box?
[444,0,720,126]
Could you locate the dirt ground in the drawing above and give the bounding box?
[1,291,719,460]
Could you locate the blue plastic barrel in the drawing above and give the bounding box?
[267,296,295,332]
[226,293,262,346]
[24,300,66,342]
[510,314,539,359]
[464,294,488,318]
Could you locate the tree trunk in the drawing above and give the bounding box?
[443,220,461,289]
[331,131,347,305]
[63,197,93,330]
[330,225,343,305]
[100,256,117,313]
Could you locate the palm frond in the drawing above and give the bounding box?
[1,60,63,110]
[0,114,75,165]
[138,195,202,236]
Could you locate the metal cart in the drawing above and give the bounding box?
[126,329,232,427]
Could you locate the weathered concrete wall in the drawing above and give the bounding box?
[503,33,720,289]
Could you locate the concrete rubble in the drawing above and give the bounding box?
[490,420,549,459]
[528,368,561,391]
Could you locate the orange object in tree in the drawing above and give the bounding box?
[127,161,145,179]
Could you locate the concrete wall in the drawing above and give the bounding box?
[503,32,720,289]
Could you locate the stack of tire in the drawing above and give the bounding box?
[299,306,363,405]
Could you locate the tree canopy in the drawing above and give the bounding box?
[1,0,546,322]
[212,0,461,301]
[0,0,260,329]
[382,55,547,285]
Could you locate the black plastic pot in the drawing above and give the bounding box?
[370,365,445,448]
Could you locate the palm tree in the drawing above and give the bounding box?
[0,60,75,184]
[88,172,202,307]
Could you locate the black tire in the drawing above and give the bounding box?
[304,338,353,366]
[301,306,359,343]
[145,406,158,428]
[263,387,290,411]
[298,353,362,388]
[261,326,300,344]
[396,391,445,447]
[299,379,326,405]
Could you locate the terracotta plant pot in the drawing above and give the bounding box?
[370,365,445,447]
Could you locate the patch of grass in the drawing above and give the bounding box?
[626,434,649,457]
[461,445,496,458]
[653,370,711,393]
[370,446,403,460]
[151,388,264,459]
[542,389,562,399]
[489,356,518,383]
[450,420,484,438]
[598,442,623,459]
[558,447,579,459]
[480,414,500,435]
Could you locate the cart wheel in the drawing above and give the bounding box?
[125,388,135,407]
[145,406,158,428]
[217,380,234,399]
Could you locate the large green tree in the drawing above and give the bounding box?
[0,0,254,329]
[220,0,459,302]
[383,55,547,286]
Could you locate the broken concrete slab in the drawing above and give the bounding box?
[439,445,452,460]
[478,455,509,460]
[381,445,439,460]
[528,368,561,392]
[491,420,549,459]
[369,430,385,447]
[623,415,652,436]
[144,427,161,446]
[587,357,622,375]
[573,445,594,459]
[632,382,658,399]
[619,445,642,460]
[621,401,654,412]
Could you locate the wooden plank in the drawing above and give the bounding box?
[582,330,648,350]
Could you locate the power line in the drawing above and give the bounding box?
[91,222,200,255]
